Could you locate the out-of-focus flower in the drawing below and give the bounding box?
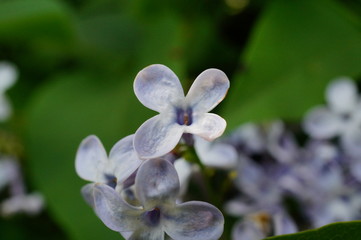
[194,135,238,169]
[93,158,224,240]
[1,192,44,216]
[133,64,229,159]
[75,134,143,189]
[0,156,44,216]
[229,123,265,154]
[0,61,17,121]
[303,77,361,157]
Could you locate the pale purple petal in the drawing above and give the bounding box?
[230,123,265,154]
[224,199,258,216]
[186,69,229,113]
[273,212,297,235]
[81,183,96,207]
[341,127,361,158]
[303,106,342,139]
[134,114,184,159]
[109,134,143,183]
[75,135,108,182]
[174,158,193,197]
[1,192,44,216]
[93,184,142,232]
[0,62,17,92]
[135,158,180,209]
[186,113,226,141]
[194,136,237,169]
[326,77,358,114]
[164,201,224,240]
[129,228,164,240]
[134,64,184,112]
[231,220,266,240]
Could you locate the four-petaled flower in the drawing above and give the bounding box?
[133,64,230,159]
[93,158,224,240]
[75,134,143,192]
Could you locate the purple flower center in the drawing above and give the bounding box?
[176,108,193,126]
[104,174,117,189]
[143,207,161,227]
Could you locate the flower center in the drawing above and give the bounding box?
[176,108,193,126]
[104,174,117,189]
[143,207,161,227]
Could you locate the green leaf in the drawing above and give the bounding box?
[24,73,153,240]
[265,221,361,240]
[0,0,74,42]
[222,0,361,129]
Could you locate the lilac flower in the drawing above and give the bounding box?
[133,64,230,159]
[303,77,361,157]
[93,158,224,240]
[0,61,17,121]
[75,134,143,190]
[193,135,238,169]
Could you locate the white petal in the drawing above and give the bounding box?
[93,184,142,232]
[186,113,226,141]
[134,114,184,159]
[129,228,164,240]
[81,183,96,207]
[75,135,108,182]
[230,123,265,153]
[0,62,17,92]
[174,158,193,197]
[273,212,297,235]
[303,106,342,139]
[0,158,17,191]
[1,192,44,216]
[109,134,143,183]
[341,127,361,158]
[164,201,224,240]
[326,77,358,114]
[194,136,237,169]
[231,220,266,240]
[185,69,229,113]
[135,158,179,209]
[134,64,185,112]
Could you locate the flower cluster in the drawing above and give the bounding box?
[0,62,44,217]
[75,64,229,240]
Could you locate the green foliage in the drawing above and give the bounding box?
[265,221,361,240]
[222,0,361,129]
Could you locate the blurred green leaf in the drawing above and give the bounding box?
[265,221,361,240]
[24,72,153,240]
[222,0,361,129]
[0,0,74,42]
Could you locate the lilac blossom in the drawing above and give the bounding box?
[93,158,224,240]
[133,64,230,159]
[75,134,143,189]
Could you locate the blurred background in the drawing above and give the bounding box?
[0,0,360,239]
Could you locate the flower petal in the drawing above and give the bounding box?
[93,184,142,232]
[326,77,358,114]
[135,158,179,209]
[186,69,229,113]
[231,220,266,240]
[273,212,297,235]
[164,201,224,240]
[186,113,226,141]
[303,106,342,139]
[81,183,96,207]
[194,136,237,169]
[174,158,193,197]
[75,135,108,182]
[134,64,185,112]
[134,114,184,159]
[0,62,17,92]
[129,228,164,240]
[109,134,143,183]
